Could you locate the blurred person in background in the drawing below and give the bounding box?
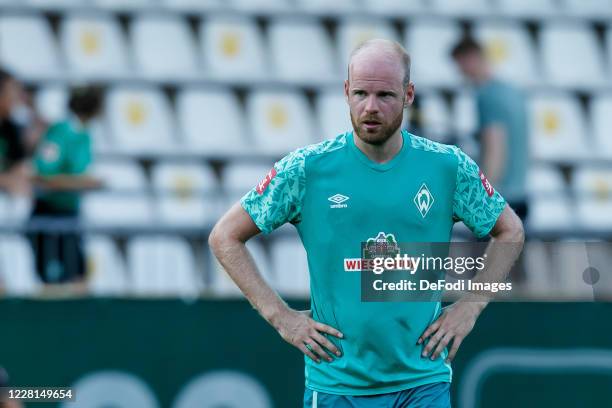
[0,68,31,197]
[451,36,529,221]
[28,86,104,285]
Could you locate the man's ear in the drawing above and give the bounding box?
[344,79,350,102]
[404,81,415,107]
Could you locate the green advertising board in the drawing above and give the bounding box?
[0,300,610,407]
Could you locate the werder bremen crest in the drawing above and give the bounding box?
[414,183,434,218]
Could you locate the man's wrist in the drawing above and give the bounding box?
[261,301,291,330]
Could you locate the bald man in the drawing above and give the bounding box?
[210,39,524,407]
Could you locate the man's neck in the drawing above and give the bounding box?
[353,129,403,164]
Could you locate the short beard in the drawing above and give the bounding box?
[351,108,404,146]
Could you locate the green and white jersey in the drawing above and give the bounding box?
[241,130,506,395]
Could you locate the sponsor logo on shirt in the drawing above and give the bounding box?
[479,169,494,197]
[256,167,277,195]
[328,193,349,208]
[344,232,400,271]
[414,183,434,218]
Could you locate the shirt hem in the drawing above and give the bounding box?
[305,373,451,396]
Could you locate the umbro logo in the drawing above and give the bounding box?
[414,183,434,218]
[328,194,349,208]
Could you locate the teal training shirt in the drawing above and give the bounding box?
[476,78,529,202]
[241,130,506,395]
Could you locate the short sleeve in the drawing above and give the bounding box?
[240,149,306,234]
[34,127,65,175]
[452,148,506,238]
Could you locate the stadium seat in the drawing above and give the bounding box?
[419,93,451,142]
[473,22,539,86]
[0,15,60,80]
[131,15,198,80]
[528,93,590,162]
[362,0,426,13]
[222,162,275,207]
[294,0,356,11]
[451,91,477,138]
[572,167,612,199]
[591,94,612,159]
[336,18,398,70]
[429,0,492,16]
[495,0,558,17]
[576,200,612,231]
[0,235,40,296]
[91,159,147,192]
[271,237,310,297]
[527,165,566,198]
[268,18,337,83]
[200,16,267,81]
[93,0,152,10]
[128,236,200,296]
[35,86,68,124]
[176,88,249,155]
[82,193,154,227]
[106,86,177,154]
[540,23,606,88]
[404,19,462,86]
[26,0,84,7]
[561,0,612,17]
[209,238,272,296]
[61,14,130,78]
[527,195,575,232]
[151,162,220,226]
[607,25,612,80]
[230,0,290,12]
[86,235,129,296]
[315,89,351,140]
[246,89,315,155]
[161,0,220,11]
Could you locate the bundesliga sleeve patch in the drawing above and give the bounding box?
[256,167,277,195]
[479,169,495,197]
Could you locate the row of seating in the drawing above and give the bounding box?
[0,234,310,297]
[33,85,612,160]
[1,13,612,87]
[1,0,610,18]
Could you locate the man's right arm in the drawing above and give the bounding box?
[208,202,343,363]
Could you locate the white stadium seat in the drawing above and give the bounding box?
[419,93,451,142]
[91,160,147,192]
[607,26,612,81]
[362,0,426,13]
[128,236,200,296]
[496,0,558,17]
[473,22,539,86]
[151,162,220,226]
[527,195,575,232]
[93,0,152,10]
[83,193,154,227]
[131,16,198,80]
[269,18,336,83]
[591,94,612,159]
[161,0,220,11]
[576,199,612,230]
[230,0,290,11]
[176,88,249,155]
[336,18,398,70]
[527,166,566,198]
[35,86,68,124]
[271,237,310,297]
[0,235,40,296]
[572,167,612,199]
[294,0,356,11]
[315,89,351,140]
[430,0,492,16]
[561,0,612,17]
[200,16,267,80]
[86,236,129,296]
[540,23,606,88]
[26,0,84,6]
[106,87,177,154]
[0,15,60,80]
[451,91,477,138]
[528,93,590,161]
[61,14,129,78]
[405,19,462,86]
[222,162,275,208]
[246,89,315,155]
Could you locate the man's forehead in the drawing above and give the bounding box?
[349,50,403,86]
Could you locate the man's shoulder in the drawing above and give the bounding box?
[408,132,460,158]
[278,132,348,171]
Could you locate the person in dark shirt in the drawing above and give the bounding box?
[0,69,29,196]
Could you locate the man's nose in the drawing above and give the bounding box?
[364,95,379,114]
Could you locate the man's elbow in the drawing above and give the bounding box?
[208,220,226,256]
[506,209,525,244]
